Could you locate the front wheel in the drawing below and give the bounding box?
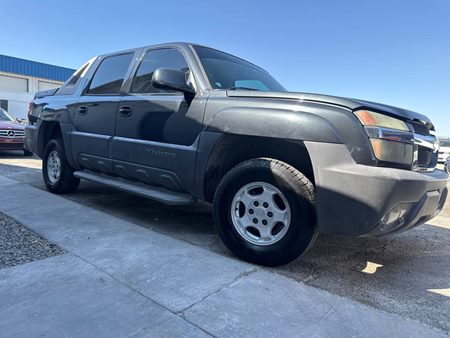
[213,158,317,266]
[42,139,80,194]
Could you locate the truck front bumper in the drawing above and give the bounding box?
[305,142,448,236]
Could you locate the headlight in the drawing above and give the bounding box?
[354,110,414,167]
[355,110,409,131]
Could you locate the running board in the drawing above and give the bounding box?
[73,170,195,206]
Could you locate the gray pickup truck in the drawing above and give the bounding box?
[25,42,448,266]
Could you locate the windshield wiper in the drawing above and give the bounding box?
[227,86,260,91]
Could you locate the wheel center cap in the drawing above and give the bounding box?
[254,207,265,217]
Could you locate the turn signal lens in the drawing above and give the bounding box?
[370,138,414,165]
[355,110,409,131]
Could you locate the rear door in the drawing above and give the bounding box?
[112,47,205,192]
[72,52,136,173]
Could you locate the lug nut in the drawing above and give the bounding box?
[262,219,268,225]
[263,202,269,208]
[253,218,258,224]
[254,201,259,207]
[267,211,273,217]
[249,209,254,214]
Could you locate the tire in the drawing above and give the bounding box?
[42,139,80,194]
[23,150,33,156]
[213,158,317,266]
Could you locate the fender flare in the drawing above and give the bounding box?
[204,107,343,143]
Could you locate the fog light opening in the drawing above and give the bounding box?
[381,204,410,231]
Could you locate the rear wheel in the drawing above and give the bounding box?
[43,139,79,194]
[213,158,317,266]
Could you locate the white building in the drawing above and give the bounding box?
[0,54,74,119]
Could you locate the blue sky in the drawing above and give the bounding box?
[1,0,449,135]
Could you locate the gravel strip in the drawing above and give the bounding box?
[0,212,65,269]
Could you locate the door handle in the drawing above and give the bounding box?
[77,106,88,115]
[119,106,132,117]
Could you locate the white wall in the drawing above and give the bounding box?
[0,90,33,119]
[0,71,63,119]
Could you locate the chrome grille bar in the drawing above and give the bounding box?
[411,126,438,172]
[0,129,25,138]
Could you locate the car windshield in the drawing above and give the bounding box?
[440,140,450,147]
[0,109,15,122]
[194,46,286,92]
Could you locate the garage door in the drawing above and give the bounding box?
[38,81,60,91]
[0,75,28,93]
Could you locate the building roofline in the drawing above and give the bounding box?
[0,54,75,82]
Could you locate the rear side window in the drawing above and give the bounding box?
[67,63,88,87]
[87,53,134,95]
[56,60,93,96]
[131,49,189,94]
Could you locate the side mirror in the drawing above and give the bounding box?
[152,68,196,102]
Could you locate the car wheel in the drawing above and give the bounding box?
[43,139,80,194]
[23,150,33,156]
[213,158,317,266]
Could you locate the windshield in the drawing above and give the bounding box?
[0,108,15,122]
[194,46,286,92]
[440,140,450,147]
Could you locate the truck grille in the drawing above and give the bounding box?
[410,121,430,136]
[0,129,25,139]
[411,122,438,171]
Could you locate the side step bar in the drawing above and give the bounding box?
[73,170,196,206]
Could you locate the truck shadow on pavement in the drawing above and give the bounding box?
[0,159,449,332]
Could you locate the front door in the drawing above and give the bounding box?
[112,48,205,192]
[72,52,135,173]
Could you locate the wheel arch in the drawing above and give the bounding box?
[202,134,315,202]
[36,121,62,157]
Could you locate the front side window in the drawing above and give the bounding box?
[0,108,14,122]
[194,46,286,92]
[87,53,134,95]
[131,48,189,94]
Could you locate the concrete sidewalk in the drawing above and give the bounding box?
[0,175,446,337]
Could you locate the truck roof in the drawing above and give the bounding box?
[96,42,198,59]
[94,42,264,71]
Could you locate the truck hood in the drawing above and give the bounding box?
[0,120,25,130]
[227,91,433,129]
